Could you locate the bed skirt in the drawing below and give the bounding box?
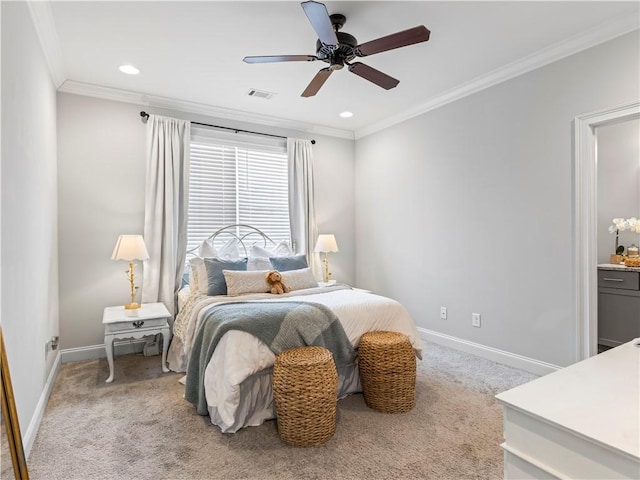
[209,362,362,433]
[170,335,362,433]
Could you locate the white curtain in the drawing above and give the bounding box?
[287,138,319,277]
[141,115,190,317]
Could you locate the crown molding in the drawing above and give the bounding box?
[36,2,637,142]
[28,1,65,88]
[58,81,355,140]
[355,15,640,139]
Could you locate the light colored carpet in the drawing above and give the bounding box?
[22,341,536,480]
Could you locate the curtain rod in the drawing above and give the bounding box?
[139,111,315,144]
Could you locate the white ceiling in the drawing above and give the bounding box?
[46,1,639,137]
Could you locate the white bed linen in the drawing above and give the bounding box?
[169,286,423,432]
[177,285,191,311]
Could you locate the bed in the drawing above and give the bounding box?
[168,225,423,433]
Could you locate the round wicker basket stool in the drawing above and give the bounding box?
[273,346,338,447]
[358,331,416,413]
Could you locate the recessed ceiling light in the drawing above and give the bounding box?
[339,111,353,118]
[119,65,140,75]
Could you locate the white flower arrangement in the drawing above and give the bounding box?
[608,217,640,234]
[609,217,640,256]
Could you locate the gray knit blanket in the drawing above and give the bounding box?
[184,301,355,415]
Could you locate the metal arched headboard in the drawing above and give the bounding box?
[186,224,277,258]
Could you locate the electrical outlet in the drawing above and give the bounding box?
[440,307,447,320]
[472,313,481,328]
[44,336,60,358]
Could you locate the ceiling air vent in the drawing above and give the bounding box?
[247,89,275,100]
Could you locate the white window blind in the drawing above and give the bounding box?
[187,127,290,253]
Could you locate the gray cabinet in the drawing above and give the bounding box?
[598,269,640,347]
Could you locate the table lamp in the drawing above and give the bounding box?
[111,235,149,309]
[314,234,339,283]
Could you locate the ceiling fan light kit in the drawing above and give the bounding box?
[243,0,430,97]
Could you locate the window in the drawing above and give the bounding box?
[187,127,290,253]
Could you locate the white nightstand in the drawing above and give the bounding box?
[102,302,172,383]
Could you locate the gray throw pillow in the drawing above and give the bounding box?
[269,254,308,271]
[204,257,248,296]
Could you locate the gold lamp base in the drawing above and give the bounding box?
[322,253,331,283]
[123,262,141,310]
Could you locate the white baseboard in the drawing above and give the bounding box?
[417,327,561,376]
[60,339,146,363]
[23,350,61,458]
[60,344,105,363]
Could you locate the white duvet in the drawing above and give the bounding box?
[169,285,423,432]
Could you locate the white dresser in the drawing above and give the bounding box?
[496,340,640,479]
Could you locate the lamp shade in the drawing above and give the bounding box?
[111,235,149,261]
[314,234,339,253]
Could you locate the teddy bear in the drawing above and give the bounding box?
[266,270,291,295]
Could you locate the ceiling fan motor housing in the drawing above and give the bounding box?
[316,31,358,66]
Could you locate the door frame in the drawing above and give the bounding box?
[574,101,640,361]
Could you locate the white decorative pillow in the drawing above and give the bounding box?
[189,256,208,294]
[281,268,318,291]
[198,239,216,258]
[198,237,240,260]
[223,270,271,296]
[247,255,272,272]
[247,241,293,271]
[273,241,293,257]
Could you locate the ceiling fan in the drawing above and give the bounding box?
[243,1,431,97]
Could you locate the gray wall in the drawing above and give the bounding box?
[57,93,355,350]
[1,2,59,433]
[355,30,640,367]
[597,119,640,263]
[57,95,147,351]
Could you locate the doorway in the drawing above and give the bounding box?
[574,101,640,361]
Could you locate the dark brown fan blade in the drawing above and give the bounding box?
[348,62,399,90]
[243,55,318,64]
[301,68,332,97]
[356,26,430,57]
[301,1,338,46]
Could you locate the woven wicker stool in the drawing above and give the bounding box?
[359,331,416,413]
[273,346,338,447]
